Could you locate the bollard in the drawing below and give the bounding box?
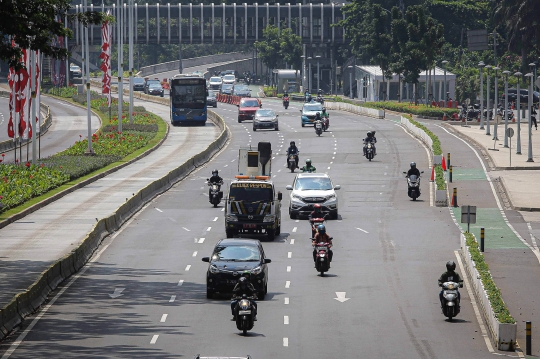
[449,165,453,183]
[526,321,532,355]
[452,188,458,207]
[480,228,485,252]
[447,152,451,168]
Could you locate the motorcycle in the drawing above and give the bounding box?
[283,96,290,109]
[322,114,330,131]
[403,172,423,201]
[312,240,332,276]
[305,94,312,103]
[440,281,462,321]
[314,119,323,136]
[316,95,324,105]
[288,154,298,173]
[207,180,223,207]
[364,142,375,161]
[309,215,327,237]
[497,104,514,122]
[234,294,256,335]
[466,105,480,122]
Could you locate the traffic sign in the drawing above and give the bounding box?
[507,127,514,138]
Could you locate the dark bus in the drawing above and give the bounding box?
[169,75,207,126]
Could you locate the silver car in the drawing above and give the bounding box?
[253,109,278,131]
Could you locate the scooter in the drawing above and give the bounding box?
[312,240,332,276]
[234,294,256,335]
[403,172,423,201]
[440,281,462,321]
[207,180,223,207]
[364,142,375,161]
[322,114,330,131]
[316,95,324,105]
[288,154,298,173]
[314,119,323,136]
[283,96,289,109]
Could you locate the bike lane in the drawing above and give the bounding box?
[420,120,540,357]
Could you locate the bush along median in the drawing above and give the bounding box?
[0,90,166,215]
[363,101,459,119]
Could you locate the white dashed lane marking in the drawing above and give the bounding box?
[285,281,290,288]
[150,335,159,344]
[155,208,163,213]
[178,280,184,286]
[160,314,168,323]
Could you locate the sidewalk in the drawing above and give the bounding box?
[423,121,540,356]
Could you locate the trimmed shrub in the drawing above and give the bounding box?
[363,101,459,118]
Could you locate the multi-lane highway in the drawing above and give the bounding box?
[0,96,495,358]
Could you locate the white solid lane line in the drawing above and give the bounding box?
[150,335,159,344]
[287,266,291,272]
[169,295,176,303]
[288,252,292,258]
[155,208,163,213]
[285,281,290,288]
[192,251,198,257]
[198,238,205,243]
[356,227,369,234]
[290,239,295,245]
[178,280,184,287]
[284,316,289,325]
[160,314,168,323]
[284,297,289,305]
[185,265,191,271]
[283,338,289,347]
[213,217,218,221]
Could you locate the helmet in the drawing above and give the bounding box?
[316,112,320,117]
[314,204,322,211]
[410,162,416,169]
[290,141,295,146]
[212,169,219,176]
[322,107,326,112]
[446,261,456,271]
[367,131,373,138]
[306,159,312,165]
[241,270,251,278]
[317,224,326,235]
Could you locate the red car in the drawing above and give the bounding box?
[237,98,262,123]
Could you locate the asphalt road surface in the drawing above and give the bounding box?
[0,98,495,358]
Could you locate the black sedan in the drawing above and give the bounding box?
[207,90,217,108]
[133,77,145,91]
[202,238,271,299]
[147,83,164,97]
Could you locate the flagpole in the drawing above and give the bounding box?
[129,0,133,124]
[31,49,37,164]
[84,0,93,154]
[38,51,43,160]
[118,1,124,133]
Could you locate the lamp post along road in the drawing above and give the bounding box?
[503,71,510,147]
[442,60,448,101]
[493,67,500,140]
[526,70,534,162]
[316,55,321,93]
[31,50,37,164]
[84,0,93,154]
[479,62,485,129]
[117,0,123,133]
[485,65,492,135]
[129,0,134,124]
[348,65,353,99]
[515,72,522,154]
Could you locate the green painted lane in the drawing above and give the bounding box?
[452,207,527,249]
[449,167,487,181]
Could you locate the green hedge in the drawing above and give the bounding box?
[363,101,459,118]
[464,232,515,324]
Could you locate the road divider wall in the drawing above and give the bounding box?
[0,107,228,340]
[0,91,52,154]
[459,232,516,350]
[325,101,384,119]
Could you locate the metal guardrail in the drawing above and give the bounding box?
[0,91,52,155]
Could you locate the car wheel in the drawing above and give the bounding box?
[267,229,275,241]
[253,127,257,131]
[258,291,266,301]
[275,126,279,131]
[238,118,242,123]
[214,104,217,108]
[206,288,213,299]
[301,123,305,127]
[331,210,339,220]
[226,229,234,238]
[289,209,296,220]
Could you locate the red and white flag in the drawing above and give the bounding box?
[7,64,16,138]
[100,17,112,106]
[17,49,29,139]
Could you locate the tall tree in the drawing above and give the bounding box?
[0,0,105,70]
[254,25,282,71]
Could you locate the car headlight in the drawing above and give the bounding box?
[263,215,275,223]
[209,264,219,274]
[326,194,336,200]
[227,214,238,222]
[239,299,250,309]
[292,194,304,200]
[251,266,263,275]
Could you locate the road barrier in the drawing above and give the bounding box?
[325,101,384,119]
[0,104,229,341]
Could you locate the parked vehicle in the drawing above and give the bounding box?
[502,88,540,105]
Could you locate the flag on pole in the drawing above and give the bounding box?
[100,17,112,106]
[17,49,29,139]
[7,63,16,138]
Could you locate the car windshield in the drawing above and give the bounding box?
[149,84,161,89]
[70,66,80,71]
[212,245,261,262]
[256,110,275,117]
[223,75,235,81]
[146,80,160,86]
[241,99,260,107]
[236,85,248,90]
[171,83,206,108]
[294,177,333,190]
[207,90,215,97]
[210,77,221,83]
[304,104,323,112]
[229,185,273,202]
[222,84,233,90]
[134,78,145,84]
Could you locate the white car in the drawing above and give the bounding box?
[208,76,223,90]
[222,74,236,85]
[286,173,340,219]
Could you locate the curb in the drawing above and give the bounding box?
[441,123,496,170]
[0,110,229,341]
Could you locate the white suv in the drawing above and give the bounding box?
[286,173,340,219]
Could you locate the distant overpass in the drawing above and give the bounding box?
[70,3,346,46]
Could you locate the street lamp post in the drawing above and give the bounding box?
[526,70,535,162]
[514,72,522,154]
[503,70,511,147]
[348,65,353,99]
[442,60,448,102]
[129,0,134,124]
[307,56,312,94]
[493,66,500,140]
[84,0,93,154]
[485,65,492,135]
[300,55,306,92]
[479,62,485,129]
[315,55,321,93]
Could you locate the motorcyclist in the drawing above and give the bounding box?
[208,169,223,198]
[231,271,258,321]
[317,89,323,96]
[438,260,463,309]
[304,90,312,103]
[301,159,316,173]
[309,204,326,237]
[321,107,329,119]
[314,112,323,125]
[406,162,421,178]
[363,131,377,156]
[286,141,299,168]
[283,92,289,101]
[312,224,333,266]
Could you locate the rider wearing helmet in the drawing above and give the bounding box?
[309,204,325,221]
[363,131,377,156]
[407,162,421,178]
[231,271,258,321]
[304,90,312,103]
[301,159,316,173]
[208,169,223,198]
[314,112,322,123]
[321,107,329,119]
[286,141,300,167]
[438,261,463,309]
[312,224,333,265]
